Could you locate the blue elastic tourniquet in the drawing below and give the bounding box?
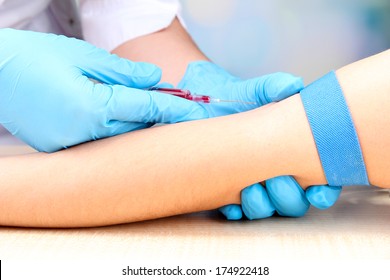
[300,71,369,186]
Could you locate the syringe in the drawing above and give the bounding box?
[148,87,255,104]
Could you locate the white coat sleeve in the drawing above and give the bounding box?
[79,0,180,51]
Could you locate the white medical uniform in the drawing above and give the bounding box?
[0,0,180,144]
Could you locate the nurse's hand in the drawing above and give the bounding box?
[220,178,342,220]
[178,61,304,117]
[178,61,342,219]
[0,29,206,152]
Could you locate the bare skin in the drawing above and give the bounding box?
[0,49,389,228]
[112,18,209,85]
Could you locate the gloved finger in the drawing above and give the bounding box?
[240,72,304,105]
[155,82,174,88]
[177,60,240,90]
[306,185,342,210]
[95,120,153,140]
[71,39,161,88]
[241,183,276,220]
[219,204,243,220]
[266,176,310,217]
[104,84,209,124]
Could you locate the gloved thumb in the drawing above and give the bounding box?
[247,72,304,105]
[105,84,209,124]
[306,185,342,210]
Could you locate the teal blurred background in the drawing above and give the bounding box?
[179,0,390,83]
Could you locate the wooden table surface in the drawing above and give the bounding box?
[0,145,389,261]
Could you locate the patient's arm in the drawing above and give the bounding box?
[0,50,389,228]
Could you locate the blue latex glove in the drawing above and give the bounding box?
[0,29,207,152]
[178,61,303,117]
[178,61,342,220]
[220,177,342,220]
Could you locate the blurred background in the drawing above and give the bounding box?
[179,0,390,83]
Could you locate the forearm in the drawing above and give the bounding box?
[0,96,320,228]
[112,18,208,85]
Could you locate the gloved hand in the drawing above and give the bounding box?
[220,177,342,220]
[178,61,342,220]
[0,29,207,152]
[178,61,303,117]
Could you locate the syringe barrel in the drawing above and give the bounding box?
[189,94,211,103]
[148,87,212,103]
[149,87,191,99]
